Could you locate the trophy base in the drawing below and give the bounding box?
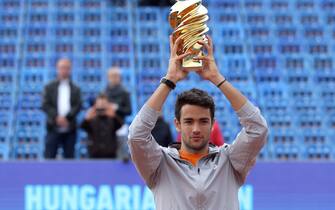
[182,54,203,70]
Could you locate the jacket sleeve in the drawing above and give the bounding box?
[66,86,82,121]
[42,84,57,125]
[128,104,162,188]
[226,100,268,185]
[116,90,132,118]
[80,119,92,133]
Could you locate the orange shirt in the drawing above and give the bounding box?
[179,149,208,166]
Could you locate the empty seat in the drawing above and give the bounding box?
[13,144,41,160]
[0,144,9,160]
[306,145,332,160]
[15,111,45,134]
[273,144,301,160]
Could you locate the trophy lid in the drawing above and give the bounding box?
[169,0,202,28]
[170,0,202,13]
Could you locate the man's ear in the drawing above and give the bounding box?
[174,118,181,132]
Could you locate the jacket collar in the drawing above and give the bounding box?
[56,79,73,87]
[166,142,220,160]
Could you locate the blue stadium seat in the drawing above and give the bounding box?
[0,112,13,135]
[15,130,43,146]
[13,144,42,160]
[105,7,132,25]
[19,69,48,87]
[15,111,45,134]
[273,144,301,160]
[313,67,335,86]
[243,12,268,26]
[270,12,295,26]
[274,25,299,41]
[270,128,300,145]
[301,128,330,145]
[208,0,241,11]
[293,0,315,10]
[212,25,245,42]
[264,113,296,130]
[17,85,44,110]
[104,54,135,70]
[296,114,324,130]
[251,55,278,71]
[277,42,302,56]
[306,144,333,160]
[76,142,89,159]
[326,114,335,130]
[258,144,270,160]
[76,71,104,90]
[210,10,242,26]
[254,69,282,83]
[136,7,162,26]
[138,55,165,73]
[0,144,9,160]
[0,131,10,145]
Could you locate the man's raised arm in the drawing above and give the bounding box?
[195,36,268,184]
[128,36,191,188]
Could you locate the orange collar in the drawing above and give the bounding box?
[179,149,208,166]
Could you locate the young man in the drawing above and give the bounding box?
[81,93,123,158]
[128,36,268,209]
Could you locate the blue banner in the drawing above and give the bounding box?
[0,161,334,210]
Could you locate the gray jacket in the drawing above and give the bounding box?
[128,101,268,210]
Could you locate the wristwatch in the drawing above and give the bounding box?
[160,77,176,90]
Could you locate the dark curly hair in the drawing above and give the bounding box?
[175,88,215,121]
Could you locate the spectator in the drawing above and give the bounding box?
[42,58,82,159]
[152,115,174,147]
[81,93,123,158]
[105,67,132,161]
[105,67,132,121]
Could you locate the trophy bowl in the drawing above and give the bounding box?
[169,0,209,70]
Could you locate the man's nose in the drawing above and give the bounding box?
[192,123,201,134]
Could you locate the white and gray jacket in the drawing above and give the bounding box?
[128,101,268,210]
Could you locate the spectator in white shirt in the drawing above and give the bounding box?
[42,58,82,159]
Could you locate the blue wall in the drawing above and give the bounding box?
[0,161,334,210]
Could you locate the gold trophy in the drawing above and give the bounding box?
[169,0,209,69]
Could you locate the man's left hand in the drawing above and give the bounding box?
[106,104,116,117]
[193,35,225,85]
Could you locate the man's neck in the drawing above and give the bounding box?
[59,78,69,83]
[109,83,120,88]
[179,145,209,166]
[179,142,209,155]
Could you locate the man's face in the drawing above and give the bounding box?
[95,98,108,109]
[175,104,213,153]
[108,70,121,86]
[57,59,71,80]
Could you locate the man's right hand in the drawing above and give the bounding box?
[56,116,69,128]
[165,36,192,84]
[85,108,96,121]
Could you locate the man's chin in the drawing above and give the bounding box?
[188,142,208,152]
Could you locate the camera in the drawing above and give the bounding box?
[95,108,106,116]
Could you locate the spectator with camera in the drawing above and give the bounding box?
[81,93,123,158]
